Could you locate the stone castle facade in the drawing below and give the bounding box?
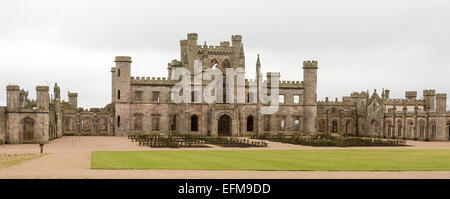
[0,33,449,144]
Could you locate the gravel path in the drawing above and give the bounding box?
[1,136,450,179]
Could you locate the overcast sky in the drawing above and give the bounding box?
[0,0,449,108]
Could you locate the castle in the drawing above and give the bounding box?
[0,33,449,144]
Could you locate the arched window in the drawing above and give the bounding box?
[407,121,414,138]
[211,59,218,69]
[191,114,199,132]
[431,122,437,139]
[246,115,254,132]
[371,120,378,135]
[387,121,392,137]
[318,119,326,132]
[222,59,231,68]
[345,121,352,135]
[419,121,425,138]
[447,121,450,141]
[397,120,402,137]
[294,118,300,131]
[331,120,338,133]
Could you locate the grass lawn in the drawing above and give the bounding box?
[0,154,41,169]
[91,149,450,171]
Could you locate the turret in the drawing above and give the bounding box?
[436,93,447,114]
[302,60,318,134]
[54,83,60,100]
[114,56,132,103]
[68,92,78,109]
[384,89,390,99]
[423,90,436,111]
[405,91,417,100]
[6,85,20,110]
[231,35,243,68]
[36,86,49,110]
[19,89,28,108]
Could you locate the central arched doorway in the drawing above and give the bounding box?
[23,118,34,143]
[218,114,232,136]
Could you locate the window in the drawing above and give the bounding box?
[118,90,120,100]
[135,91,142,101]
[431,122,437,138]
[152,92,160,102]
[191,115,199,132]
[397,121,402,137]
[169,115,177,131]
[419,122,425,138]
[222,59,231,68]
[247,116,254,131]
[152,114,160,131]
[247,93,255,103]
[294,95,300,104]
[279,95,285,104]
[293,117,300,131]
[264,116,270,131]
[117,116,120,127]
[118,69,120,77]
[191,91,200,103]
[278,116,286,131]
[331,120,338,133]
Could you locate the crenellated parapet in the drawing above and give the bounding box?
[385,98,426,105]
[350,91,368,98]
[131,76,178,85]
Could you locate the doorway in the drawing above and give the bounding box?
[218,114,231,136]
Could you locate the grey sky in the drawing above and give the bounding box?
[1,0,449,108]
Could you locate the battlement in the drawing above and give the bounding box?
[231,35,242,43]
[6,85,19,91]
[36,86,49,91]
[187,33,198,40]
[436,93,447,99]
[197,48,232,56]
[385,98,426,105]
[220,41,230,47]
[318,98,355,106]
[169,59,183,67]
[266,72,281,77]
[131,76,177,85]
[350,91,368,98]
[114,56,132,62]
[68,92,78,97]
[19,89,28,96]
[405,91,417,98]
[423,89,436,96]
[302,60,318,68]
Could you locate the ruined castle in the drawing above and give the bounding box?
[0,33,449,144]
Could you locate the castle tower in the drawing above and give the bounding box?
[405,91,417,100]
[113,56,132,135]
[423,90,436,111]
[6,85,20,111]
[231,35,243,68]
[436,93,447,114]
[68,92,78,109]
[36,86,49,110]
[302,60,318,134]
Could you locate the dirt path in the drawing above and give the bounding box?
[1,136,450,179]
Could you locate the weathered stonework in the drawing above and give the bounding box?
[0,33,449,144]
